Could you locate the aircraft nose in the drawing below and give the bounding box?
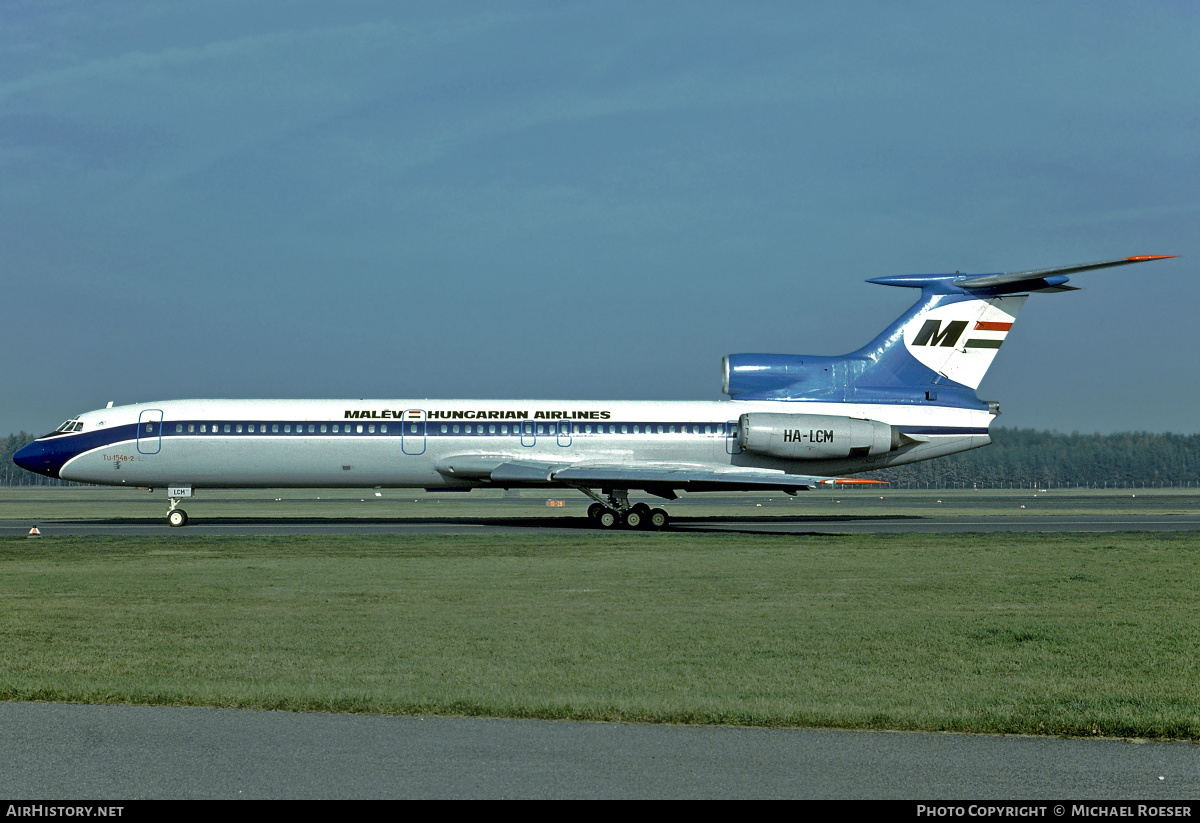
[13,440,63,479]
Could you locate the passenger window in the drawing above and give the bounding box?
[452,425,460,434]
[381,425,387,433]
[501,425,508,434]
[272,424,279,433]
[224,424,231,433]
[356,425,363,433]
[175,424,183,433]
[308,424,315,433]
[320,425,327,433]
[488,425,496,434]
[368,425,375,433]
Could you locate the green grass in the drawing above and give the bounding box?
[3,531,1199,738]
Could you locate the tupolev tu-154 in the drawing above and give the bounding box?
[14,255,1172,529]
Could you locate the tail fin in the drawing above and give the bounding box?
[890,293,1026,390]
[723,255,1173,405]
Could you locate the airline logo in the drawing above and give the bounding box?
[903,296,1026,389]
[912,319,1014,349]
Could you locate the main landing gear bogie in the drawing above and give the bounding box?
[585,498,669,530]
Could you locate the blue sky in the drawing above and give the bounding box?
[3,1,1197,435]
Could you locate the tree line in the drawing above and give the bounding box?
[2,427,1199,488]
[861,428,1200,489]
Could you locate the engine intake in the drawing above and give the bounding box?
[738,413,900,460]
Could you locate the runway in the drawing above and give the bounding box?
[2,702,1195,799]
[3,512,1200,537]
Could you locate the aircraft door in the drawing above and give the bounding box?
[521,420,536,447]
[137,409,163,454]
[402,409,426,455]
[557,420,572,447]
[725,420,741,455]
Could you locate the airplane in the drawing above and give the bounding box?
[14,255,1172,529]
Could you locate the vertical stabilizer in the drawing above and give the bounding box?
[898,294,1026,390]
[723,255,1173,404]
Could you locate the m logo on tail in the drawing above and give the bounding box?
[902,296,1027,389]
[912,319,968,348]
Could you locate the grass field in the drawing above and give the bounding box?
[2,528,1199,739]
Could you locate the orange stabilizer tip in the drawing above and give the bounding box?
[831,478,889,485]
[1126,255,1175,262]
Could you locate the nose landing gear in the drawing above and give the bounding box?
[166,486,193,527]
[166,497,188,527]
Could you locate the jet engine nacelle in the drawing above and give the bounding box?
[738,413,900,460]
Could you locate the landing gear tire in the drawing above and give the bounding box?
[587,502,605,520]
[624,508,643,529]
[647,508,669,530]
[167,509,188,528]
[597,509,620,529]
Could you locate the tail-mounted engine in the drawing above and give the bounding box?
[738,413,902,460]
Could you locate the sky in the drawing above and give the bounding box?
[3,1,1197,435]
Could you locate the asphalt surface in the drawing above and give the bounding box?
[2,702,1197,799]
[4,512,1200,537]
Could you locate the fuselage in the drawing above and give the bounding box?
[16,397,992,490]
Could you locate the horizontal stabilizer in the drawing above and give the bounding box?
[868,255,1173,296]
[956,255,1174,289]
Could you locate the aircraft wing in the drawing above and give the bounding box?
[435,455,880,498]
[552,465,833,492]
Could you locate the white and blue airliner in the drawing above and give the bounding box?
[15,255,1171,529]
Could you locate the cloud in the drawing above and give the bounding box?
[0,20,400,103]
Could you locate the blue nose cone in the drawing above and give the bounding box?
[13,439,64,479]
